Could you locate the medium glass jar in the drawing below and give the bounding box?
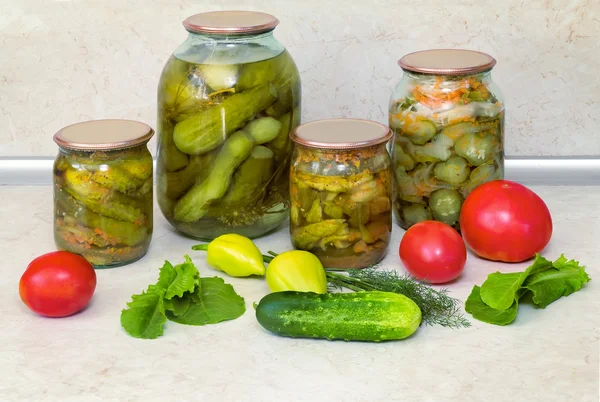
[389,49,505,231]
[53,119,154,268]
[156,11,301,240]
[289,119,394,269]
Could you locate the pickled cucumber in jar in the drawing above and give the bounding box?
[52,120,154,268]
[389,49,505,231]
[289,119,394,269]
[156,12,301,240]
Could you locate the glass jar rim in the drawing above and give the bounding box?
[398,49,496,75]
[53,119,154,151]
[183,10,280,35]
[290,118,393,150]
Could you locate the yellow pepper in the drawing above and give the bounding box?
[265,250,328,294]
[192,233,265,277]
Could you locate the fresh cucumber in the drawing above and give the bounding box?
[255,291,422,342]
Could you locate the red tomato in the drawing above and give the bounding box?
[459,180,552,263]
[19,251,97,318]
[399,221,467,284]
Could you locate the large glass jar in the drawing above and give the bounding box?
[389,49,505,231]
[156,11,301,240]
[289,119,394,269]
[52,120,154,268]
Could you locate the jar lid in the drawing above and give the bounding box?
[290,118,392,150]
[398,49,496,75]
[183,11,280,35]
[53,119,154,151]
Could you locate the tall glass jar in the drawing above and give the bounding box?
[52,120,154,268]
[289,119,394,269]
[389,49,505,231]
[156,11,301,240]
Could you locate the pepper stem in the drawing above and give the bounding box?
[262,254,274,263]
[191,244,209,251]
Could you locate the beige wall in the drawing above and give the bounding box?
[1,0,598,157]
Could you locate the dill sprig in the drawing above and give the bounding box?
[326,266,471,329]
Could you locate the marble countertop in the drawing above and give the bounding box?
[1,186,598,402]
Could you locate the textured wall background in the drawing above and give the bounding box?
[1,0,598,157]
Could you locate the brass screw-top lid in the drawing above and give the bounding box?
[290,118,393,150]
[53,119,154,151]
[183,10,280,35]
[398,49,496,75]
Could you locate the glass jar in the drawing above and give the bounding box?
[389,49,505,231]
[52,119,154,268]
[289,119,394,269]
[156,11,301,240]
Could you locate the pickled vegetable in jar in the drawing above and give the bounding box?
[289,119,394,269]
[389,49,505,231]
[52,119,154,268]
[156,11,301,240]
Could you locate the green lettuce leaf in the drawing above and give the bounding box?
[120,288,167,339]
[163,295,191,317]
[156,255,201,300]
[166,277,246,326]
[480,254,553,310]
[465,285,519,326]
[466,254,591,326]
[523,257,591,308]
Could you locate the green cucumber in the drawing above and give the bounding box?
[255,291,422,342]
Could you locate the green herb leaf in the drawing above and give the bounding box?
[465,285,519,326]
[166,277,246,326]
[480,254,553,310]
[120,288,167,339]
[156,255,201,300]
[523,258,591,309]
[163,295,191,317]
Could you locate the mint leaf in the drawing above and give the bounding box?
[120,288,167,339]
[465,285,519,326]
[523,258,591,308]
[156,255,200,300]
[166,277,246,326]
[480,254,553,310]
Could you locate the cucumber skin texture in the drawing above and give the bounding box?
[255,291,422,342]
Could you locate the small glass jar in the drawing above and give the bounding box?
[289,119,394,269]
[156,11,301,240]
[52,119,154,268]
[389,49,505,231]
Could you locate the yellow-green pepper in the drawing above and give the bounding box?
[265,250,328,294]
[192,233,265,277]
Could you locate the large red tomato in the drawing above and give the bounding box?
[19,251,97,318]
[399,221,467,284]
[459,180,552,263]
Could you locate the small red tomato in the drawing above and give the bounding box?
[459,180,553,263]
[19,251,97,318]
[399,221,467,284]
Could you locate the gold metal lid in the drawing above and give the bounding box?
[290,118,393,150]
[53,119,154,151]
[398,49,496,75]
[183,11,280,35]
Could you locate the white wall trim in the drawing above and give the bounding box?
[0,156,599,186]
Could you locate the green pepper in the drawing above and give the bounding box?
[265,250,327,294]
[192,233,265,277]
